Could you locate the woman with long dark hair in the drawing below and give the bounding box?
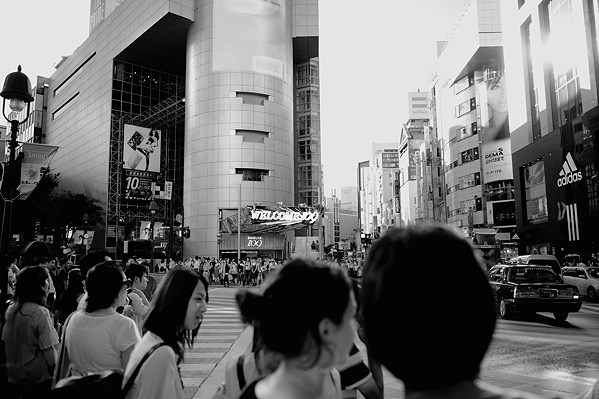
[2,265,60,398]
[122,267,209,399]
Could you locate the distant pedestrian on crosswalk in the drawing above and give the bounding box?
[233,257,356,399]
[122,267,209,399]
[361,224,546,399]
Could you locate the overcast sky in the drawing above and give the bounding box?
[0,0,472,195]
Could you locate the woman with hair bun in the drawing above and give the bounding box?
[235,257,356,399]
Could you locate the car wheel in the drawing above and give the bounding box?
[499,299,512,320]
[553,311,568,322]
[588,287,597,302]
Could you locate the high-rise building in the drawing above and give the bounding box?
[368,143,399,237]
[398,92,429,227]
[429,0,515,259]
[501,0,599,258]
[40,0,321,260]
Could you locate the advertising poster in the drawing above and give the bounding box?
[123,169,155,202]
[213,0,290,79]
[479,70,512,183]
[408,147,419,180]
[381,150,399,168]
[18,143,60,200]
[123,124,161,173]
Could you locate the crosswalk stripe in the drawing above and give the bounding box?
[181,288,247,399]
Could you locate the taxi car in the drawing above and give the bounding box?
[562,266,599,302]
[488,264,581,321]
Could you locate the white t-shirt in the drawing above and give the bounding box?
[65,308,140,375]
[123,332,184,399]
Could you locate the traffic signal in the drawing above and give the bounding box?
[182,227,190,239]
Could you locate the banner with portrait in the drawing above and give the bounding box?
[213,0,290,79]
[18,143,60,200]
[123,124,161,173]
[479,70,512,184]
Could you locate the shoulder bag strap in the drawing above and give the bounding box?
[52,311,76,388]
[121,342,167,397]
[236,354,246,390]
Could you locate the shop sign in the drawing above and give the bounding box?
[247,236,263,248]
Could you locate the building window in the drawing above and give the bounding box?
[459,172,481,189]
[235,129,269,143]
[542,0,583,128]
[52,92,79,120]
[523,159,548,224]
[457,121,478,140]
[455,98,476,117]
[522,19,541,141]
[236,91,269,105]
[454,72,475,94]
[298,140,314,161]
[461,147,479,164]
[54,52,96,97]
[236,168,269,181]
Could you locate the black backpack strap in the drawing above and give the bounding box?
[121,343,167,397]
[236,354,246,390]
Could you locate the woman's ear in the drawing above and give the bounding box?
[318,318,335,341]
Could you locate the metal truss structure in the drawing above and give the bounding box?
[107,93,185,252]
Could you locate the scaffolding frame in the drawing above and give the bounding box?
[107,93,185,255]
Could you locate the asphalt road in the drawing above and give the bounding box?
[481,300,599,396]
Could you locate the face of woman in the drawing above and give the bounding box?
[184,280,208,330]
[487,76,508,114]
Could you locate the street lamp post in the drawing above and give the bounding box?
[149,200,158,272]
[82,213,89,255]
[0,65,34,302]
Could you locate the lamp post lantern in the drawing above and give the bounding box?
[149,200,158,272]
[1,65,34,302]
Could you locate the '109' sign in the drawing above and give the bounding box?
[247,236,263,248]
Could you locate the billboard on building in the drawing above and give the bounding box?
[408,92,429,120]
[381,150,399,168]
[90,0,127,33]
[213,0,290,79]
[123,125,161,173]
[479,70,512,183]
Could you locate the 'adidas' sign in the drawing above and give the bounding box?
[557,153,583,187]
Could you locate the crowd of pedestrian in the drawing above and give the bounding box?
[3,225,599,398]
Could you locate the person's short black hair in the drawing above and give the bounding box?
[85,261,125,313]
[125,263,147,281]
[361,224,496,391]
[13,265,49,307]
[79,250,110,280]
[236,257,352,368]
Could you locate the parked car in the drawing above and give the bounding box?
[488,264,581,321]
[562,266,599,302]
[509,254,562,276]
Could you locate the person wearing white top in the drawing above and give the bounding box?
[53,261,140,384]
[123,267,209,399]
[124,263,151,332]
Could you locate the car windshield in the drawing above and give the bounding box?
[529,259,560,269]
[588,268,599,278]
[509,267,561,283]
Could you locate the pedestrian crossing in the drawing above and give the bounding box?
[181,288,247,399]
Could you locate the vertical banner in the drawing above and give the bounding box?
[18,143,60,200]
[0,140,5,190]
[123,125,161,173]
[479,69,512,183]
[213,0,289,79]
